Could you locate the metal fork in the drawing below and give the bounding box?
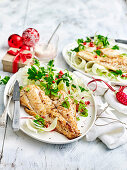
[0,80,15,127]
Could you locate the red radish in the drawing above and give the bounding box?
[83,42,86,45]
[89,42,94,47]
[52,80,55,83]
[88,78,127,106]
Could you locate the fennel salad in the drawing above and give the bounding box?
[18,59,91,133]
[67,34,127,82]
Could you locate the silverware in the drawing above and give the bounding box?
[90,36,127,44]
[12,80,20,131]
[0,80,15,127]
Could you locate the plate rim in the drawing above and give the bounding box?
[4,67,97,144]
[62,42,127,86]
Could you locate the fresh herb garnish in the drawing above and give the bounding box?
[20,86,23,90]
[78,100,88,117]
[72,84,76,88]
[0,76,10,85]
[95,49,101,56]
[77,39,84,44]
[119,53,127,57]
[111,69,123,76]
[34,115,45,127]
[79,86,88,92]
[72,44,85,52]
[112,45,119,50]
[85,37,91,43]
[94,34,109,48]
[26,87,30,92]
[76,117,80,121]
[62,97,70,109]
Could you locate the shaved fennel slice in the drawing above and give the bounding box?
[26,117,58,133]
[72,55,86,69]
[92,63,108,75]
[85,61,95,72]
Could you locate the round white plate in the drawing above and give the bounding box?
[4,68,96,144]
[62,42,127,86]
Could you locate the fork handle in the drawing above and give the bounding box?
[0,96,12,127]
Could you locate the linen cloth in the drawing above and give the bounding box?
[73,71,127,149]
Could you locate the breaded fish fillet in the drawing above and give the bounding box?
[20,85,80,139]
[77,49,127,72]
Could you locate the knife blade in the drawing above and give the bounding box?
[12,80,20,131]
[90,36,127,44]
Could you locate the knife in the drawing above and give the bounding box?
[90,36,127,44]
[12,80,20,131]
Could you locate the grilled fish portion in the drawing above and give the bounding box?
[51,90,79,135]
[77,49,127,72]
[20,85,80,139]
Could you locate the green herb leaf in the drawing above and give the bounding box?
[72,84,76,88]
[62,97,70,109]
[95,50,101,56]
[0,76,10,85]
[112,45,119,50]
[111,69,123,76]
[85,37,91,43]
[94,34,110,48]
[76,117,80,121]
[77,39,84,45]
[79,86,88,92]
[26,87,30,92]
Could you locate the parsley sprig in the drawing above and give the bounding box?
[94,34,109,48]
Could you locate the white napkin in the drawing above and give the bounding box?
[73,71,127,149]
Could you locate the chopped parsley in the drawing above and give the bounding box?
[62,97,70,109]
[76,117,80,121]
[112,45,119,50]
[0,76,10,85]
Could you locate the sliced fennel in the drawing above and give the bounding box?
[26,117,58,133]
[92,63,108,75]
[85,61,95,73]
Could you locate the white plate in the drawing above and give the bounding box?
[62,42,127,86]
[4,67,96,144]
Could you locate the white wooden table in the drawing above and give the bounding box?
[0,0,127,169]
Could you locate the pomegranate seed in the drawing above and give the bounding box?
[59,70,64,75]
[85,101,90,105]
[82,97,84,99]
[122,74,127,77]
[83,42,86,45]
[94,55,97,58]
[45,124,49,128]
[68,90,70,94]
[96,46,100,50]
[45,74,48,77]
[89,42,94,47]
[55,78,58,80]
[52,80,55,83]
[76,104,79,112]
[41,116,45,118]
[58,75,62,78]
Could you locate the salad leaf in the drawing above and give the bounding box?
[0,76,10,85]
[112,45,119,50]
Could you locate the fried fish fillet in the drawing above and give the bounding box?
[77,49,127,72]
[20,85,80,139]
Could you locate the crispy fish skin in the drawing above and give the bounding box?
[20,85,80,139]
[77,50,127,72]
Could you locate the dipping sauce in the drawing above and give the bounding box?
[34,43,57,62]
